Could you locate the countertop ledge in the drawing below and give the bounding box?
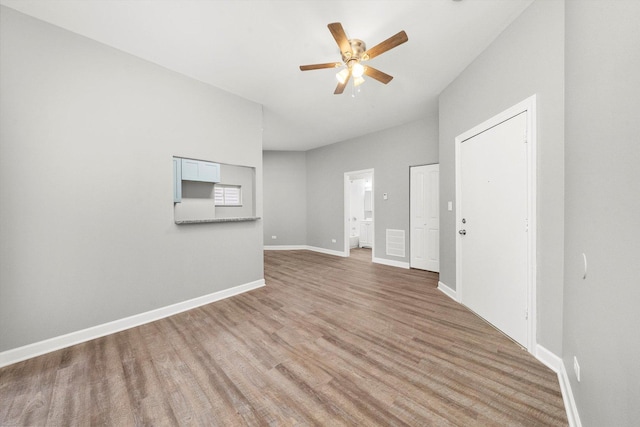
[175,217,261,224]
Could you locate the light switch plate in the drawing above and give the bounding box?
[448,201,453,211]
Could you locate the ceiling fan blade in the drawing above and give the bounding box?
[300,62,342,71]
[334,70,351,95]
[328,22,352,58]
[363,66,393,84]
[364,30,408,60]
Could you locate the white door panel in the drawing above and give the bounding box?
[459,112,528,346]
[411,164,439,271]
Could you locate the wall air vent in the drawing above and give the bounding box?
[386,229,405,257]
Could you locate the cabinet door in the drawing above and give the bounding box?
[360,222,371,246]
[200,162,220,182]
[181,159,220,183]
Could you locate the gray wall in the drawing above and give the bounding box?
[438,0,565,354]
[263,151,307,246]
[0,7,263,352]
[564,1,640,425]
[306,117,438,262]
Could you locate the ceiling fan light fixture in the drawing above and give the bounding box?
[352,62,365,78]
[300,23,408,95]
[336,68,350,84]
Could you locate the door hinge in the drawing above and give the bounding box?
[523,128,528,143]
[525,308,529,320]
[525,218,529,232]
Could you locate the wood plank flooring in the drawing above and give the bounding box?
[0,249,568,426]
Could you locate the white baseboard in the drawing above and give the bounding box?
[437,281,457,301]
[535,343,563,372]
[558,362,582,427]
[535,344,582,427]
[306,246,348,257]
[263,245,348,258]
[0,279,265,368]
[372,257,410,269]
[264,245,307,250]
[265,246,412,268]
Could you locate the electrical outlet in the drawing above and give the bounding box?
[331,239,336,243]
[271,235,277,239]
[573,356,581,382]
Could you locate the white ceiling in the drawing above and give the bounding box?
[1,0,533,150]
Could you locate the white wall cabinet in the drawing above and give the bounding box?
[181,158,220,183]
[359,221,372,248]
[173,157,221,203]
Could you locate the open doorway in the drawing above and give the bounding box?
[344,169,374,260]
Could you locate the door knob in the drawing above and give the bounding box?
[459,229,466,235]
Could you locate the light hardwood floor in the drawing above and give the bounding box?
[0,249,567,426]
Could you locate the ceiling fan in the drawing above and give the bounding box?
[300,23,408,95]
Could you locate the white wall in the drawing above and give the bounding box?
[0,7,264,352]
[438,0,565,354]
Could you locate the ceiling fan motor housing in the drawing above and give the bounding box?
[342,39,368,64]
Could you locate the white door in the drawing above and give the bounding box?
[459,112,528,347]
[410,164,439,272]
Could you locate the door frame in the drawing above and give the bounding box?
[409,163,440,271]
[454,95,537,353]
[344,169,374,259]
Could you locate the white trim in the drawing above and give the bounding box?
[263,245,348,258]
[372,257,410,269]
[454,94,537,353]
[535,345,582,427]
[264,246,409,269]
[535,343,564,372]
[558,361,583,427]
[264,245,307,250]
[0,279,265,368]
[437,281,458,301]
[527,96,538,355]
[306,246,348,257]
